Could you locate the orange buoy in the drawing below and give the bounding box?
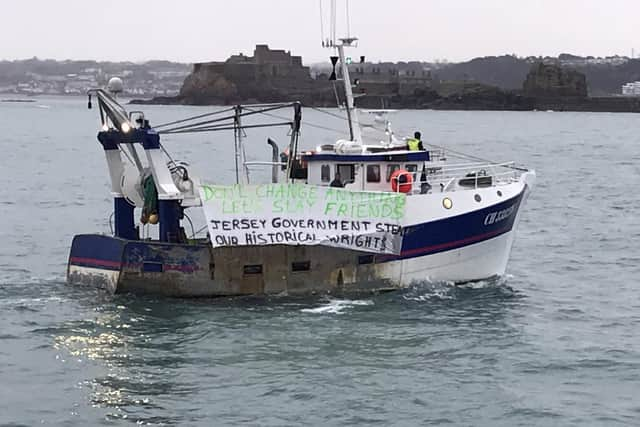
[390,169,413,193]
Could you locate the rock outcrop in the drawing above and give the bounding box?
[179,65,238,104]
[523,62,588,98]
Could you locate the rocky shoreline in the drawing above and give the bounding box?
[130,91,640,113]
[130,51,640,113]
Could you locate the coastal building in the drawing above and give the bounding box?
[0,59,190,96]
[349,62,433,96]
[621,81,640,96]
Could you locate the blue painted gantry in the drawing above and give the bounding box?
[97,128,183,243]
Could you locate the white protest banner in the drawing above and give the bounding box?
[198,183,406,254]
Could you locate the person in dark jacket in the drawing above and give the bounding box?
[330,172,344,188]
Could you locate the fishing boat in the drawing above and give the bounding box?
[66,17,535,297]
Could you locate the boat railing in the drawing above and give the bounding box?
[392,161,523,194]
[428,148,446,161]
[244,161,286,167]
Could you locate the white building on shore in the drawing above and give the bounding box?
[622,81,640,96]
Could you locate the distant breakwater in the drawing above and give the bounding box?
[130,93,640,113]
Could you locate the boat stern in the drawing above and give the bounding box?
[67,234,127,293]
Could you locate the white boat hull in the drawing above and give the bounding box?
[399,172,533,283]
[399,230,515,284]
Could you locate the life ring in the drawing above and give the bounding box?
[390,169,413,193]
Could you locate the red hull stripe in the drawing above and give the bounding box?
[70,257,199,273]
[385,226,511,260]
[69,257,122,269]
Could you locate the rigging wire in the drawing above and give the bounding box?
[309,106,348,122]
[295,121,345,135]
[153,107,235,129]
[423,141,528,171]
[158,111,240,133]
[308,106,391,137]
[154,104,363,138]
[161,121,293,135]
[307,105,528,152]
[159,142,179,171]
[157,103,297,134]
[243,107,346,135]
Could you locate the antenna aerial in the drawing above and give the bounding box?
[322,0,362,143]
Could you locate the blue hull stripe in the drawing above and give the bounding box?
[68,235,203,273]
[68,188,525,271]
[68,234,126,271]
[384,187,525,261]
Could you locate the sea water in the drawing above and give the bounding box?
[1,97,639,426]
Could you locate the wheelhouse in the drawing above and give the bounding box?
[303,147,445,193]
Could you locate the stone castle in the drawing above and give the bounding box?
[178,45,435,106]
[179,45,331,105]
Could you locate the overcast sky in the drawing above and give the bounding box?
[2,0,638,64]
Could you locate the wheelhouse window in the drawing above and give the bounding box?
[386,164,400,182]
[405,164,418,179]
[321,164,330,182]
[366,164,381,182]
[337,164,355,183]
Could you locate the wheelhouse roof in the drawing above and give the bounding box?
[302,150,431,163]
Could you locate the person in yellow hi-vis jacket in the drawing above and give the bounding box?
[406,131,425,151]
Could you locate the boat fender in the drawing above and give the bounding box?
[390,169,413,193]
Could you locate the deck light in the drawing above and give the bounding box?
[121,122,131,133]
[443,197,453,209]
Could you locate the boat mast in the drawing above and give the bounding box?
[233,105,249,184]
[326,0,362,144]
[336,41,362,143]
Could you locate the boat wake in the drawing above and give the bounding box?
[401,282,457,302]
[301,298,374,314]
[399,275,520,302]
